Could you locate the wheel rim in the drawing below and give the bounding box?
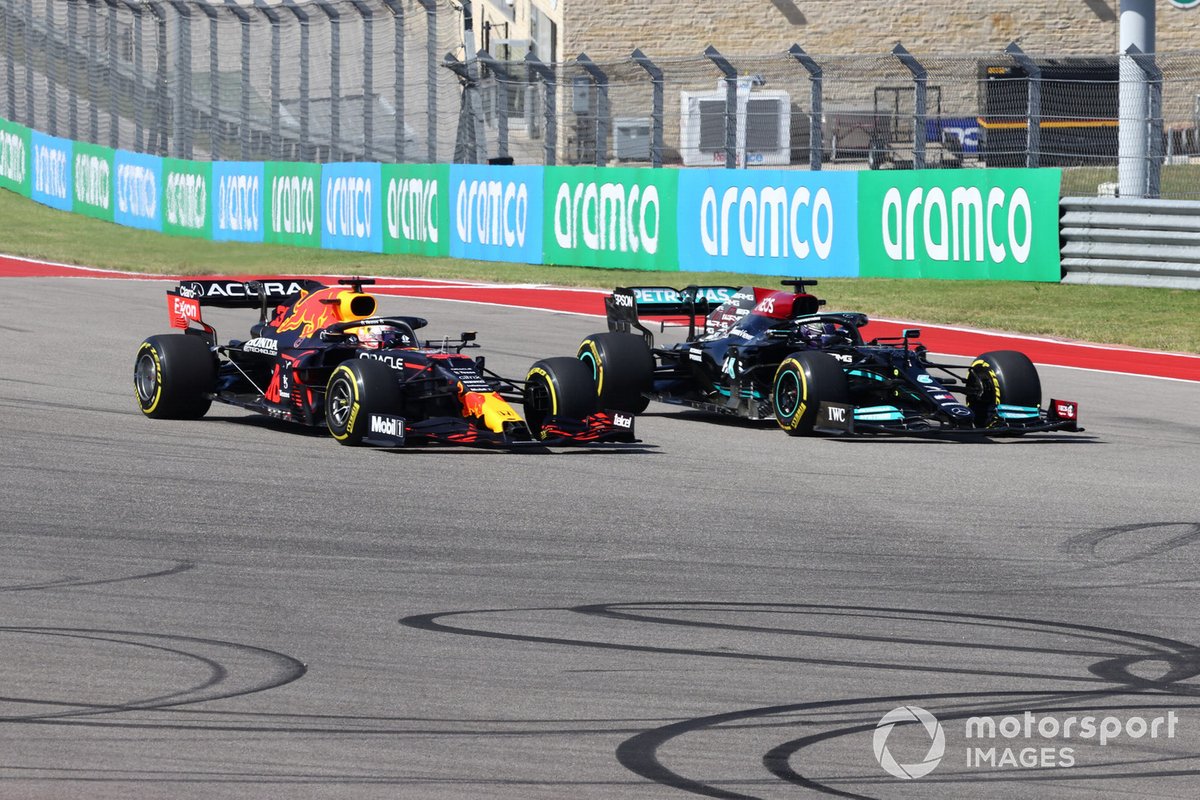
[328,376,354,428]
[775,369,801,418]
[135,352,158,402]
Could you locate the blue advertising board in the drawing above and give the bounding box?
[113,149,163,231]
[448,164,543,264]
[212,161,265,243]
[30,130,73,212]
[676,169,860,276]
[320,162,383,252]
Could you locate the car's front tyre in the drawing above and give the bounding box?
[772,351,850,436]
[325,359,401,445]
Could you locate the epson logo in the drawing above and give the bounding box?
[455,179,527,247]
[881,186,1033,265]
[699,185,834,260]
[612,292,634,308]
[387,177,439,243]
[553,182,660,255]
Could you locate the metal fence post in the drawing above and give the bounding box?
[254,0,282,161]
[576,53,609,166]
[351,0,374,161]
[166,0,192,158]
[379,0,406,163]
[87,0,100,142]
[525,53,556,166]
[222,0,253,159]
[315,0,341,161]
[1005,42,1041,170]
[283,0,310,161]
[148,0,169,156]
[892,43,926,170]
[631,48,663,168]
[788,44,823,171]
[46,0,57,135]
[4,1,16,121]
[417,0,437,164]
[705,45,738,169]
[476,49,509,160]
[193,2,218,157]
[23,0,33,130]
[1128,45,1163,199]
[104,0,120,147]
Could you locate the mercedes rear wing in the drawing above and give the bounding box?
[605,285,740,344]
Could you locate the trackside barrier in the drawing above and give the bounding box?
[1060,196,1200,290]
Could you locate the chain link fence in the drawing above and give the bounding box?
[2,1,1199,198]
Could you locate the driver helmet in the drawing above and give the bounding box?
[346,324,406,350]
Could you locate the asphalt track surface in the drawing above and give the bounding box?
[1,275,1199,799]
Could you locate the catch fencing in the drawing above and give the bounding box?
[3,1,1200,201]
[1060,197,1200,289]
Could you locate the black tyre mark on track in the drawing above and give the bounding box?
[1063,522,1200,568]
[0,560,194,592]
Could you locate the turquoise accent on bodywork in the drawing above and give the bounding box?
[716,386,762,399]
[848,369,886,381]
[997,404,1040,419]
[854,405,905,422]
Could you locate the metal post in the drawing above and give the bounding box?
[443,53,475,162]
[892,43,927,170]
[68,0,80,139]
[705,45,738,169]
[577,53,609,166]
[788,44,823,171]
[149,0,169,156]
[1119,0,1154,198]
[47,0,57,135]
[632,48,663,168]
[477,49,509,159]
[87,0,100,142]
[379,0,406,163]
[313,1,342,161]
[525,53,556,166]
[23,0,33,129]
[1127,45,1163,199]
[105,0,119,147]
[1004,42,1041,169]
[4,0,16,121]
[194,2,220,158]
[166,1,192,158]
[417,0,438,163]
[222,0,253,159]
[350,1,374,161]
[254,0,283,160]
[283,0,310,161]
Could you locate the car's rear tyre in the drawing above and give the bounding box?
[577,332,653,413]
[772,351,850,436]
[523,357,597,435]
[966,350,1041,423]
[134,334,215,419]
[325,359,401,445]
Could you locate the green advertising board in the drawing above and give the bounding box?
[542,166,679,270]
[382,163,448,256]
[162,158,213,239]
[0,116,31,197]
[857,168,1062,281]
[72,141,115,222]
[264,161,322,248]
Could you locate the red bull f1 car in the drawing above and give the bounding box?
[134,277,635,447]
[571,278,1082,437]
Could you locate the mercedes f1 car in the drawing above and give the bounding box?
[134,277,635,447]
[570,279,1082,437]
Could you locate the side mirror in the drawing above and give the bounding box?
[461,331,477,342]
[902,328,921,339]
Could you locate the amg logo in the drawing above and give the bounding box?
[369,414,403,437]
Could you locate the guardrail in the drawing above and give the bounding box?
[1060,196,1200,290]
